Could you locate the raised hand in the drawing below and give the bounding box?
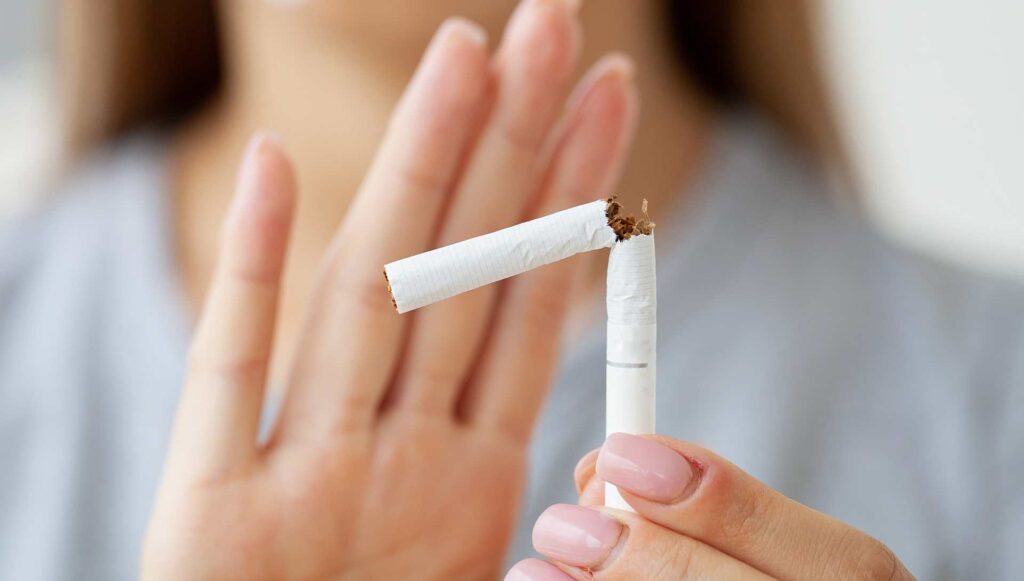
[142,1,638,579]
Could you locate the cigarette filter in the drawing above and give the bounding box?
[605,233,657,511]
[384,200,616,313]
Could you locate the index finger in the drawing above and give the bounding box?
[592,433,914,580]
[273,18,492,440]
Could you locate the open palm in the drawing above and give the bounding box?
[142,2,637,579]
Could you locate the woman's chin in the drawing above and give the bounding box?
[290,0,517,44]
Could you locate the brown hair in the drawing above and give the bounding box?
[664,1,843,160]
[61,1,839,160]
[60,0,221,157]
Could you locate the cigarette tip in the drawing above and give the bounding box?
[383,268,399,312]
[606,196,656,241]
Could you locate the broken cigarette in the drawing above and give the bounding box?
[604,232,656,511]
[384,200,617,313]
[384,198,656,512]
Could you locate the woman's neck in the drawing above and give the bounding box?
[172,0,714,378]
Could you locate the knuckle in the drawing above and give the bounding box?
[185,348,267,387]
[719,486,774,547]
[489,412,533,448]
[221,254,282,289]
[662,537,699,580]
[389,158,450,195]
[491,112,548,158]
[403,365,462,411]
[850,538,906,581]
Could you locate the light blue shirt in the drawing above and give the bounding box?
[1,115,1022,580]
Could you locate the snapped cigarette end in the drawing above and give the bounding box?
[383,269,398,311]
[605,201,657,511]
[606,196,656,241]
[384,198,657,314]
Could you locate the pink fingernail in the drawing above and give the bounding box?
[532,504,622,568]
[505,558,573,581]
[234,131,283,203]
[597,433,695,503]
[436,16,488,49]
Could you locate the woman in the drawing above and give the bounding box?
[1,0,1020,579]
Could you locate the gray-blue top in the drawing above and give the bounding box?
[1,115,1022,580]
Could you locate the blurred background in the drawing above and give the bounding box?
[1,0,1021,279]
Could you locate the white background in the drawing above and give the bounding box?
[822,0,1024,280]
[1,1,1022,279]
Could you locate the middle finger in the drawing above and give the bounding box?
[394,0,582,415]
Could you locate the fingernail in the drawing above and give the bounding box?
[532,504,622,568]
[512,0,581,31]
[505,558,574,581]
[436,16,488,49]
[243,131,283,160]
[566,52,635,111]
[597,433,695,503]
[597,52,636,82]
[543,0,582,13]
[236,131,282,188]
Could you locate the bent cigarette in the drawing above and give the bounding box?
[383,197,657,513]
[605,233,657,511]
[384,200,616,313]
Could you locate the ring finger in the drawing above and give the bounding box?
[393,0,582,415]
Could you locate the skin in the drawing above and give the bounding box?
[514,435,914,580]
[172,0,711,386]
[145,0,904,578]
[145,4,641,578]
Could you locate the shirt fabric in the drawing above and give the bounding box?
[1,114,1021,580]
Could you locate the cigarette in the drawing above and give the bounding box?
[384,200,617,313]
[383,197,657,512]
[604,232,657,511]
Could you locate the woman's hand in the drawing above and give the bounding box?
[142,1,638,579]
[510,433,914,580]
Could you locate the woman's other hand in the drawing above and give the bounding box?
[142,1,638,579]
[510,433,914,580]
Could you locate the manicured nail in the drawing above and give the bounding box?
[597,433,695,503]
[436,16,488,49]
[505,558,574,581]
[532,504,622,568]
[236,131,282,190]
[566,52,636,112]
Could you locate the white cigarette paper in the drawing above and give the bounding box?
[384,200,616,313]
[605,234,657,511]
[383,198,657,512]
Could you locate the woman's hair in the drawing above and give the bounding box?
[665,2,741,105]
[61,1,836,158]
[60,0,222,156]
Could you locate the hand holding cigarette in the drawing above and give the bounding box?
[511,433,913,580]
[144,3,640,579]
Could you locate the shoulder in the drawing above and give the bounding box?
[689,111,1024,396]
[744,113,1024,353]
[0,134,170,339]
